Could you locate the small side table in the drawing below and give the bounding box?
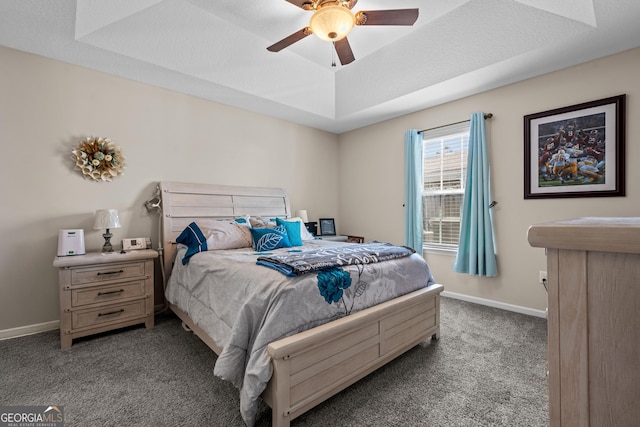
[53,249,157,349]
[317,235,365,243]
[318,235,348,242]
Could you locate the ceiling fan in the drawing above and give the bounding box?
[267,0,419,66]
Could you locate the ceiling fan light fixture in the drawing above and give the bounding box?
[309,5,355,42]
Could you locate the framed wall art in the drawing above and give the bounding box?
[318,218,336,236]
[524,94,625,199]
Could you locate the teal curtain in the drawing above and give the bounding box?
[404,129,423,253]
[452,113,497,276]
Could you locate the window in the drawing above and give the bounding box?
[422,122,470,251]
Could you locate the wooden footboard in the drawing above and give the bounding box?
[262,283,443,427]
[170,284,442,426]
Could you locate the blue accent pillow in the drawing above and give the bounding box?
[250,225,292,252]
[276,217,303,246]
[234,215,250,224]
[176,222,208,265]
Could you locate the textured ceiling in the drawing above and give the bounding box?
[1,0,639,133]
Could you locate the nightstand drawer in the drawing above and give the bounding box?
[70,261,146,285]
[71,280,146,307]
[72,300,146,330]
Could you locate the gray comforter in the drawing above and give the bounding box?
[165,239,435,426]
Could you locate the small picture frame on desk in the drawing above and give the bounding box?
[319,218,336,236]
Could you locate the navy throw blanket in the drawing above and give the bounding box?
[256,242,415,277]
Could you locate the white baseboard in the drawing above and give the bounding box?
[0,294,545,340]
[0,320,59,340]
[441,291,547,318]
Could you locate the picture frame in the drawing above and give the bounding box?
[318,218,336,236]
[524,94,625,199]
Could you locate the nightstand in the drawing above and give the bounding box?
[53,249,157,349]
[318,235,365,243]
[318,235,348,242]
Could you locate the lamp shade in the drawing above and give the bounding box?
[309,5,355,42]
[295,210,309,223]
[93,209,121,230]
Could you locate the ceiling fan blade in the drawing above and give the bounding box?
[267,27,311,52]
[347,0,358,9]
[334,37,355,65]
[285,0,313,10]
[355,9,419,26]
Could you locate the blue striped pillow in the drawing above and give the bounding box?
[176,222,208,264]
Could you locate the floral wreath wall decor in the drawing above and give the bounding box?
[72,137,125,182]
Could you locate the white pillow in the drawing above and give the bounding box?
[202,221,253,250]
[288,217,315,241]
[249,216,276,228]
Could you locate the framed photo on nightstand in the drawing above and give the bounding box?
[319,218,336,236]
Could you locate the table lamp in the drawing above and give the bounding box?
[295,210,309,223]
[93,209,121,252]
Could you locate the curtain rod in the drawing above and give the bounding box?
[417,113,493,134]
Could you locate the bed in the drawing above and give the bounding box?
[158,181,444,427]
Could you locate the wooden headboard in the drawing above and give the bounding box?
[159,182,291,281]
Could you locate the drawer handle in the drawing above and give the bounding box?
[97,270,124,276]
[98,309,125,317]
[97,289,125,296]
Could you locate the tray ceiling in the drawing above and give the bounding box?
[1,0,639,133]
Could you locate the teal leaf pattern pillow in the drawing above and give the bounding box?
[250,225,292,252]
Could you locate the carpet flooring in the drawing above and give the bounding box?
[0,297,548,426]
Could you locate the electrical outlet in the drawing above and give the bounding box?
[539,271,548,284]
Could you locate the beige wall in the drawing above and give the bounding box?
[338,47,640,312]
[2,44,639,332]
[0,46,339,331]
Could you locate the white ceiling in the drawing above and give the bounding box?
[1,0,640,134]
